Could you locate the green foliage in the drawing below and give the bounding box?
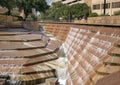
[0,0,49,20]
[26,15,34,21]
[52,1,63,8]
[0,0,16,15]
[40,2,89,21]
[89,13,98,17]
[60,5,69,20]
[89,13,110,17]
[70,3,89,19]
[40,1,64,21]
[17,0,49,20]
[114,10,120,15]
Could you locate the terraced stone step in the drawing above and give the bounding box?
[12,72,56,85]
[0,41,46,50]
[96,65,120,75]
[0,47,59,58]
[0,27,65,85]
[21,67,55,75]
[24,54,58,66]
[0,39,43,42]
[104,56,120,65]
[0,32,30,36]
[118,43,120,47]
[0,58,28,65]
[0,34,42,41]
[0,67,21,73]
[117,40,120,46]
[91,74,105,84]
[111,47,120,56]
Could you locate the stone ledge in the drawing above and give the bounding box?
[74,16,120,26]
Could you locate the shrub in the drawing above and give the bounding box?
[26,14,37,21]
[89,13,98,17]
[114,10,120,15]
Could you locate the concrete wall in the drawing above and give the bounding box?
[22,21,39,31]
[0,15,23,28]
[38,22,70,42]
[21,16,120,42]
[74,16,120,26]
[38,22,120,42]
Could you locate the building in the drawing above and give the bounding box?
[92,0,120,15]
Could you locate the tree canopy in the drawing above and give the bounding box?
[70,3,89,19]
[40,1,64,20]
[0,0,49,20]
[0,0,16,15]
[40,1,89,21]
[17,0,49,20]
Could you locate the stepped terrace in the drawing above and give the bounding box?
[0,22,120,85]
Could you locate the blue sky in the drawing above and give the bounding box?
[46,0,52,5]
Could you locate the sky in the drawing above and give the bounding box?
[46,0,52,5]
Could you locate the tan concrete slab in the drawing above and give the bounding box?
[105,56,120,65]
[0,47,58,58]
[24,53,58,66]
[0,41,45,50]
[97,65,120,74]
[0,58,28,64]
[0,32,30,35]
[0,34,41,41]
[21,64,53,74]
[0,49,39,57]
[0,66,21,73]
[111,47,120,55]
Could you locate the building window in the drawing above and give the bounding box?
[102,3,110,9]
[93,4,100,10]
[112,2,120,8]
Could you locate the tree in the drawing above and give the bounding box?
[70,3,89,20]
[59,5,69,20]
[0,0,49,20]
[17,0,49,20]
[40,2,89,21]
[49,1,64,20]
[0,0,16,15]
[40,1,68,21]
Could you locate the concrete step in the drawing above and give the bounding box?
[97,65,120,75]
[104,56,120,65]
